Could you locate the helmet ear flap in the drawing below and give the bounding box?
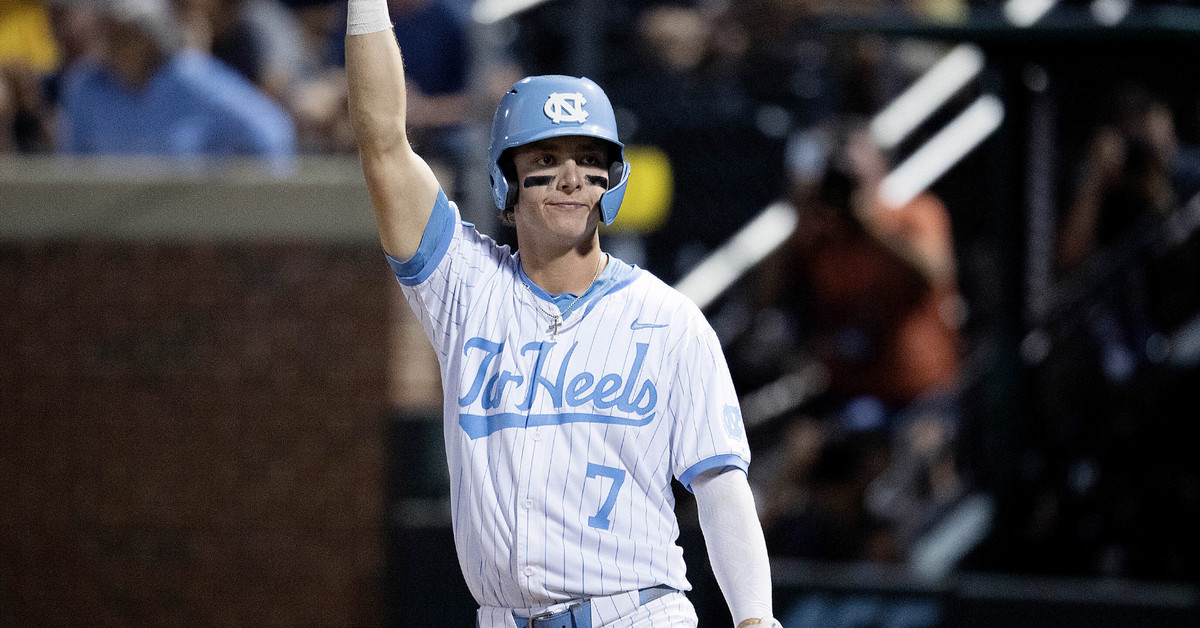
[599,160,630,226]
[499,152,519,208]
[608,160,624,191]
[491,152,521,210]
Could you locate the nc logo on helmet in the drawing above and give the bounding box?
[544,92,589,124]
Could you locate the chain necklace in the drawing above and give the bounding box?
[521,253,606,339]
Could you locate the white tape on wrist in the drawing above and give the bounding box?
[347,0,391,35]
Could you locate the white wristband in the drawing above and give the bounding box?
[346,0,391,35]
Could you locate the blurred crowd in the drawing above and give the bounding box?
[0,0,474,168]
[5,0,1198,581]
[991,78,1200,581]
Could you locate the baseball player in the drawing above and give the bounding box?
[346,1,781,626]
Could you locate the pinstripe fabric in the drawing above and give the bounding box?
[392,191,750,621]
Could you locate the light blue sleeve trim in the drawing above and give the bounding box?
[385,188,456,286]
[678,454,749,493]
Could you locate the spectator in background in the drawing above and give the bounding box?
[755,118,966,562]
[608,3,786,283]
[1053,82,1200,384]
[56,0,295,166]
[0,0,59,71]
[760,413,901,562]
[327,0,469,186]
[1003,81,1200,580]
[283,0,354,153]
[3,0,107,154]
[1058,82,1200,273]
[176,0,307,105]
[775,119,962,415]
[382,0,467,131]
[388,0,470,195]
[44,0,101,99]
[296,0,469,160]
[0,0,63,151]
[1,57,54,152]
[176,0,361,154]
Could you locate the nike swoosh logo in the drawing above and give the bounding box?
[630,318,669,330]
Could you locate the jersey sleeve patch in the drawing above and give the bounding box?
[385,187,457,286]
[678,454,749,493]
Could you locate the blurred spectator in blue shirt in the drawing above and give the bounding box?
[176,0,307,106]
[56,0,295,166]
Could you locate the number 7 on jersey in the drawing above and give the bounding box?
[585,463,626,530]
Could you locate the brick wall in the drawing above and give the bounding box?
[0,240,432,627]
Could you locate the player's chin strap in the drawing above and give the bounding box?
[736,618,784,628]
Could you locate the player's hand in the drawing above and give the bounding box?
[736,617,784,628]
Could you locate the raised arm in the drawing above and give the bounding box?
[345,0,441,260]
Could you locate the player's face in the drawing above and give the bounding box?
[510,136,610,246]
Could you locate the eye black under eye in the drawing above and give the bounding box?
[523,175,554,188]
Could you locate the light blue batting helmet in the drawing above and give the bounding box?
[488,75,630,225]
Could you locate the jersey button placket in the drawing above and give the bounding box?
[515,422,542,590]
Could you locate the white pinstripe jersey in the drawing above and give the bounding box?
[388,189,750,612]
